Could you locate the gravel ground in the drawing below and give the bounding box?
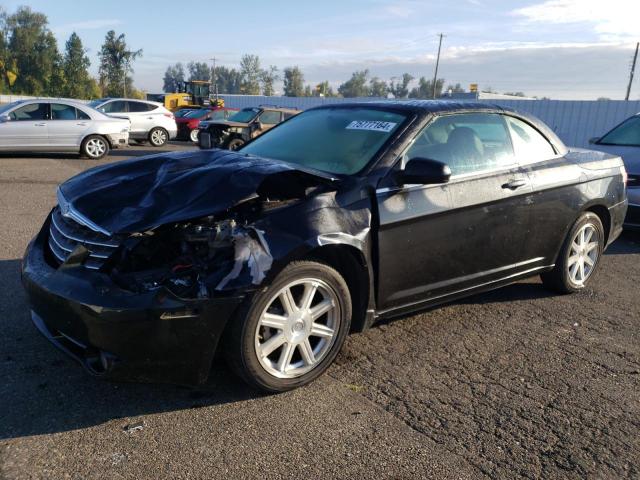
[0,144,638,479]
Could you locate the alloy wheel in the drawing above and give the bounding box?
[190,129,199,143]
[86,138,106,158]
[566,223,600,285]
[150,129,168,146]
[254,278,340,379]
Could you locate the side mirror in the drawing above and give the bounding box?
[255,121,264,131]
[397,157,451,185]
[0,114,10,123]
[589,136,600,145]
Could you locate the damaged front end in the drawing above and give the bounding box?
[22,149,340,385]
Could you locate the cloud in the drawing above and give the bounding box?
[53,19,123,35]
[512,0,640,42]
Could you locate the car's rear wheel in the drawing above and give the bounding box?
[541,211,604,293]
[227,138,245,150]
[149,127,169,147]
[226,261,352,392]
[190,129,199,143]
[81,135,109,159]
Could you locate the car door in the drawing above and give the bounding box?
[127,101,155,134]
[0,102,49,149]
[253,110,281,138]
[376,112,534,311]
[504,114,578,265]
[47,103,91,148]
[100,100,136,131]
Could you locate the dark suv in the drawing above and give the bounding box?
[198,106,299,150]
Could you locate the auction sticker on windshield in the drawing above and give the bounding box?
[346,120,397,133]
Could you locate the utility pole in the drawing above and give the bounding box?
[432,33,445,99]
[625,42,639,101]
[210,57,218,100]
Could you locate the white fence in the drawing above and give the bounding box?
[219,95,640,148]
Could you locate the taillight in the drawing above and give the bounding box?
[621,165,628,186]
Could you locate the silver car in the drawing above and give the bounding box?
[590,113,640,228]
[0,99,130,159]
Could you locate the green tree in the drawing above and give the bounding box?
[62,32,94,98]
[409,77,444,98]
[283,66,304,96]
[215,66,242,94]
[260,65,279,96]
[369,77,388,97]
[163,63,185,92]
[5,6,60,95]
[338,70,370,97]
[446,83,465,94]
[389,73,414,98]
[314,80,335,97]
[303,85,313,97]
[98,30,142,97]
[187,61,209,82]
[239,54,261,95]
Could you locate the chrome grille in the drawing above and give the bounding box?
[48,207,120,270]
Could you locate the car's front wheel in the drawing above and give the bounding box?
[149,127,169,147]
[226,261,352,392]
[227,138,245,150]
[541,211,604,293]
[81,135,109,159]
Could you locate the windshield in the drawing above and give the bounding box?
[598,116,640,147]
[240,107,407,175]
[185,109,210,119]
[229,108,260,123]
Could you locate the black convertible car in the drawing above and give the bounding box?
[22,101,627,392]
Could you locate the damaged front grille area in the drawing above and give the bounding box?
[48,207,121,270]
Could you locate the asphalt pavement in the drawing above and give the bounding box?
[0,143,638,479]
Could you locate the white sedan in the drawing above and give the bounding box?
[0,99,129,159]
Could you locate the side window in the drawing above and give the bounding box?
[128,101,152,112]
[101,101,127,113]
[51,103,78,120]
[405,113,515,175]
[283,112,296,120]
[210,110,227,120]
[76,108,91,120]
[9,103,48,121]
[505,116,556,164]
[259,111,281,125]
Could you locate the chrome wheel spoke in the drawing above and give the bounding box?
[261,313,288,330]
[299,339,316,366]
[300,282,318,311]
[279,288,298,316]
[585,241,599,253]
[276,342,295,373]
[259,333,286,358]
[310,322,334,338]
[310,299,334,320]
[584,255,594,267]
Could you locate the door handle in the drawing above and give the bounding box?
[501,178,528,190]
[34,123,46,127]
[76,122,88,126]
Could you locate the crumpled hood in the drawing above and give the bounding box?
[58,149,334,235]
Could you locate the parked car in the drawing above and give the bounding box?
[22,101,627,392]
[198,106,299,150]
[0,99,129,159]
[88,98,177,147]
[589,113,639,228]
[176,107,239,142]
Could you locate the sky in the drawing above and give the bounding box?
[3,0,640,99]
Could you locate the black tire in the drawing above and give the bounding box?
[541,211,605,293]
[227,138,245,151]
[80,135,109,159]
[225,261,352,392]
[148,127,169,147]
